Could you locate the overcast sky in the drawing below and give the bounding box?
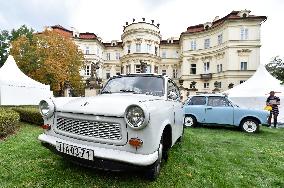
[0,0,283,64]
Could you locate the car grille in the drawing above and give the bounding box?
[56,116,122,140]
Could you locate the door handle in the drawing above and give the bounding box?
[206,107,212,110]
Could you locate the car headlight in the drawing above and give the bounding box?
[125,105,148,129]
[39,99,54,118]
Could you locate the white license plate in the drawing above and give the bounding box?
[56,142,94,161]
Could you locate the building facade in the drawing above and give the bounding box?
[49,10,266,97]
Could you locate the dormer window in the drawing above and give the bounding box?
[238,9,251,18]
[204,22,212,30]
[111,41,117,46]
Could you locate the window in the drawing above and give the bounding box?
[204,38,210,49]
[241,62,247,70]
[106,72,110,79]
[217,64,223,73]
[188,96,206,105]
[190,64,196,74]
[155,46,158,56]
[162,69,167,75]
[173,69,178,79]
[136,43,141,52]
[175,51,179,58]
[218,82,222,88]
[204,62,210,73]
[116,52,120,60]
[204,83,209,89]
[162,51,166,58]
[106,53,111,60]
[146,65,151,73]
[126,65,131,74]
[208,97,230,107]
[116,72,120,75]
[84,65,91,76]
[147,44,152,53]
[241,28,249,40]
[191,40,196,50]
[85,46,89,54]
[135,65,141,73]
[154,66,159,74]
[218,34,223,45]
[127,45,131,54]
[240,80,246,84]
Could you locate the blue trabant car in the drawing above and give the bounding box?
[183,94,269,133]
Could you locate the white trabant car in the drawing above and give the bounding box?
[38,74,184,180]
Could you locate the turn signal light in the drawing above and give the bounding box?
[42,124,51,130]
[129,138,143,148]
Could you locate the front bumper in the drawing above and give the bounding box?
[38,133,158,167]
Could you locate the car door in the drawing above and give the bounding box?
[167,79,183,141]
[184,96,206,123]
[205,96,234,125]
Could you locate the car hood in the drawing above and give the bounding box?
[54,93,164,117]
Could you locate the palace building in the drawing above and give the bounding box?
[48,10,266,97]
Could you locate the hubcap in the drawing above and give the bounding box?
[243,120,257,133]
[184,117,194,127]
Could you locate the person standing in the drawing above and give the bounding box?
[266,91,280,128]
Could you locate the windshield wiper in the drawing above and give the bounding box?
[120,89,136,93]
[101,91,112,94]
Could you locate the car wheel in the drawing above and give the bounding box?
[240,119,259,133]
[146,143,163,181]
[184,115,197,127]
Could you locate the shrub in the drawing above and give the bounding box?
[12,107,43,126]
[0,108,20,138]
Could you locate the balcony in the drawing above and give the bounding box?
[200,73,212,81]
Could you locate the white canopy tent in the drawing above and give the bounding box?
[0,56,52,105]
[223,64,284,122]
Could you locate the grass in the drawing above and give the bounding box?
[0,123,283,188]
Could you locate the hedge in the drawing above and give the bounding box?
[12,107,43,126]
[0,108,20,138]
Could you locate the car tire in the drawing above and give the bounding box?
[184,115,197,127]
[240,118,259,133]
[146,143,163,181]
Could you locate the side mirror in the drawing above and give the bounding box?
[168,91,178,100]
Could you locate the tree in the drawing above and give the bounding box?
[10,30,84,96]
[0,25,35,67]
[0,30,10,67]
[265,56,284,84]
[10,25,34,42]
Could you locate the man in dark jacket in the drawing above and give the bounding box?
[266,91,280,128]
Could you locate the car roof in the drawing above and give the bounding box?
[189,93,227,97]
[113,73,167,78]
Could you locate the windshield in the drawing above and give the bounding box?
[101,76,165,96]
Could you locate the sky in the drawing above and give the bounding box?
[0,0,283,64]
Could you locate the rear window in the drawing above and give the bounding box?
[188,96,206,105]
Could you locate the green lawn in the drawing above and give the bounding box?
[0,123,283,188]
